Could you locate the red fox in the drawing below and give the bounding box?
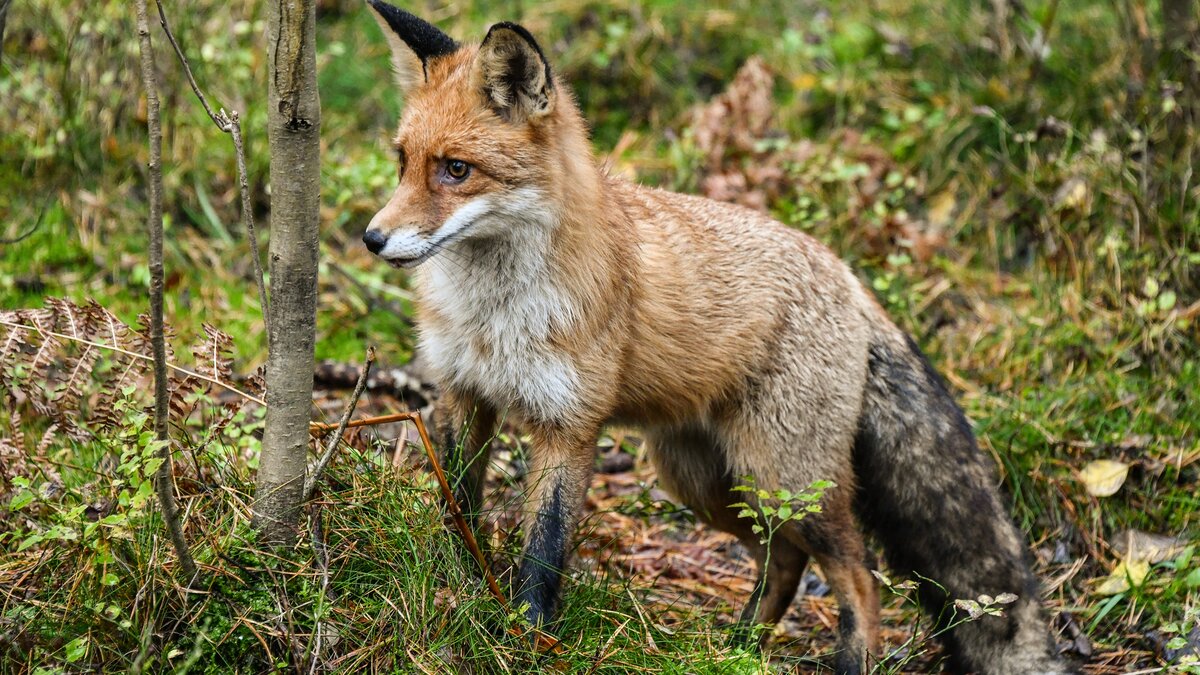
[361,2,1068,673]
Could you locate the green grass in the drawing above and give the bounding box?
[2,0,1198,672]
[0,414,766,673]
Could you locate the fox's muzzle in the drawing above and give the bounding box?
[362,229,387,254]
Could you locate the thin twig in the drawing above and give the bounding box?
[153,0,270,331]
[406,413,563,654]
[407,412,509,609]
[303,347,375,501]
[228,115,270,328]
[0,198,51,245]
[0,317,266,406]
[153,0,223,129]
[309,411,413,434]
[134,0,198,581]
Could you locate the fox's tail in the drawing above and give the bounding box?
[853,333,1068,675]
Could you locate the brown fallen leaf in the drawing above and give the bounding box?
[1111,529,1189,564]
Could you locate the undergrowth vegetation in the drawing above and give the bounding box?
[1,0,1197,672]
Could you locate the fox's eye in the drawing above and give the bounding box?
[396,147,406,177]
[445,159,471,181]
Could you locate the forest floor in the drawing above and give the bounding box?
[1,0,1198,672]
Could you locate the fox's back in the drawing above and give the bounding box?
[607,180,879,431]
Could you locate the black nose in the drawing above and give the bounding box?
[362,229,387,254]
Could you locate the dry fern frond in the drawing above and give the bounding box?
[0,298,260,489]
[169,323,239,425]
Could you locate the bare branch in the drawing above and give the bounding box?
[153,0,270,331]
[304,347,375,501]
[228,114,270,329]
[308,411,413,434]
[134,0,198,581]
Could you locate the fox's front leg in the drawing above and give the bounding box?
[434,390,497,524]
[515,425,597,625]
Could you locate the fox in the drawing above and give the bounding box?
[359,2,1069,673]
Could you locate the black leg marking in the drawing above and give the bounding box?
[517,480,569,624]
[833,606,862,675]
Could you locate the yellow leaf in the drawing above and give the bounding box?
[1094,559,1151,596]
[1079,459,1129,497]
[1094,572,1127,595]
[927,190,956,228]
[1125,559,1151,586]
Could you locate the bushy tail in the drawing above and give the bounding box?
[853,334,1068,675]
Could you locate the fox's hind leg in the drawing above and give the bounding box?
[716,423,881,672]
[646,424,808,641]
[780,495,882,675]
[735,538,808,644]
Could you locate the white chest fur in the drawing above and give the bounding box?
[415,203,582,425]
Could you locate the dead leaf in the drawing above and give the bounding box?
[1079,459,1129,497]
[1111,529,1188,564]
[1093,559,1151,595]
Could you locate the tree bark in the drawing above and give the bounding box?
[0,0,12,71]
[252,0,321,546]
[134,0,198,579]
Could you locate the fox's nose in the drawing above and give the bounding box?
[362,229,387,255]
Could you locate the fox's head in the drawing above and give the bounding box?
[361,1,592,267]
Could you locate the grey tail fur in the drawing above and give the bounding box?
[853,334,1070,675]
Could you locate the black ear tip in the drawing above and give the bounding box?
[368,0,459,62]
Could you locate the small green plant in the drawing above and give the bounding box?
[730,476,834,639]
[731,477,834,544]
[1157,604,1200,673]
[870,570,1019,674]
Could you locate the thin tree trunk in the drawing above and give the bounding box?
[0,0,12,71]
[134,0,197,579]
[252,0,321,546]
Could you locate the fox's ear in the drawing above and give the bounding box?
[366,0,458,93]
[477,22,554,123]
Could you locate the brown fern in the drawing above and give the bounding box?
[168,323,239,425]
[0,298,261,489]
[90,301,156,429]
